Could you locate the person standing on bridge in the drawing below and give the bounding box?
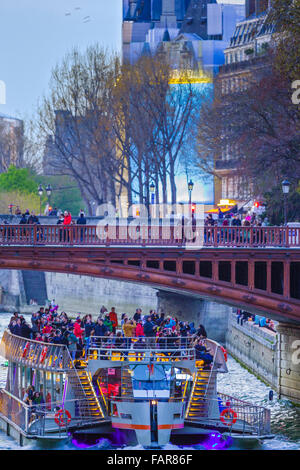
[63,211,72,242]
[76,211,86,242]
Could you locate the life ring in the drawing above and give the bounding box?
[220,408,237,426]
[40,346,48,364]
[22,342,30,358]
[221,346,228,362]
[54,409,71,427]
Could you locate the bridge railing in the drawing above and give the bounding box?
[0,224,299,247]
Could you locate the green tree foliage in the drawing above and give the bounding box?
[0,165,37,194]
[0,191,41,215]
[0,166,85,215]
[35,174,86,215]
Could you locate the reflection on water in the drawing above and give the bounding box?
[0,313,299,450]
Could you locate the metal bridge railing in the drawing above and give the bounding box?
[0,224,298,248]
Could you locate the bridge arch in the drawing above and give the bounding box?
[0,246,299,323]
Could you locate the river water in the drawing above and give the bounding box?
[0,312,299,450]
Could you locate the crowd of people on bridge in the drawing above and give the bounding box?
[7,303,213,366]
[205,209,269,228]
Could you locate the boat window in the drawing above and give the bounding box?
[132,379,170,391]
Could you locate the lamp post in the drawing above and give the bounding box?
[188,179,194,204]
[46,184,52,206]
[282,179,290,226]
[38,184,43,216]
[150,182,155,204]
[188,179,194,217]
[149,182,156,219]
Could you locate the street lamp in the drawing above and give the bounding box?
[150,182,155,204]
[282,179,290,226]
[38,184,43,216]
[188,179,194,204]
[46,184,52,204]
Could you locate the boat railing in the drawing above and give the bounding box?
[87,336,195,362]
[0,389,106,438]
[186,392,271,437]
[0,330,72,371]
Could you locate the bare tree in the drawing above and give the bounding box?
[37,45,121,214]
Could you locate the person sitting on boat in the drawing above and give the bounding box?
[196,324,207,338]
[93,318,108,341]
[31,391,45,420]
[133,308,142,323]
[21,320,33,339]
[103,314,113,333]
[74,317,84,345]
[123,318,136,338]
[66,327,79,361]
[156,312,165,326]
[164,316,176,331]
[42,320,52,336]
[11,318,23,337]
[143,316,156,337]
[8,318,17,334]
[109,307,118,334]
[83,315,95,354]
[194,339,213,368]
[135,320,144,337]
[23,385,35,406]
[50,329,65,345]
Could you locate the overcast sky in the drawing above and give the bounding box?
[0,0,243,119]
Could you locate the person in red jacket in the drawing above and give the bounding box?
[63,211,72,242]
[109,307,118,333]
[135,321,144,337]
[74,318,84,341]
[63,211,72,225]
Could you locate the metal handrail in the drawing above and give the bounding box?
[0,224,298,247]
[87,335,196,362]
[0,389,107,438]
[88,335,195,350]
[186,393,271,436]
[0,330,71,371]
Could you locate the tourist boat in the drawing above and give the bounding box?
[0,330,272,447]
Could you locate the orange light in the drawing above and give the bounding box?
[254,201,260,208]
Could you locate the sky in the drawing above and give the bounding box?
[0,0,122,118]
[0,0,245,119]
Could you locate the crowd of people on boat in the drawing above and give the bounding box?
[7,303,212,365]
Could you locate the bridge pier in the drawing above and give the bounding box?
[277,323,300,404]
[156,291,230,343]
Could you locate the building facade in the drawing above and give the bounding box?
[0,113,24,173]
[213,0,274,208]
[122,0,245,206]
